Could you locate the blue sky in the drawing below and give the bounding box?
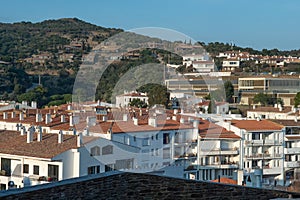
[1,0,300,50]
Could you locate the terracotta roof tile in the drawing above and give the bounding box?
[230,120,284,131]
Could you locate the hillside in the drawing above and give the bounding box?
[0,18,122,106]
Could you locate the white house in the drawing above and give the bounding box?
[116,91,148,108]
[222,58,240,71]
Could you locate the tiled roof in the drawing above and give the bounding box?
[271,120,300,127]
[0,130,79,158]
[248,106,292,113]
[199,120,240,139]
[230,120,284,131]
[211,177,237,185]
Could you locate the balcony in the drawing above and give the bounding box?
[198,149,239,156]
[285,161,300,168]
[174,139,197,146]
[245,153,282,159]
[245,140,283,146]
[284,147,300,154]
[174,153,197,160]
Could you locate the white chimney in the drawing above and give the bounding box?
[22,101,28,106]
[133,117,138,125]
[279,105,283,112]
[27,126,35,143]
[21,126,26,136]
[31,101,37,109]
[19,112,24,121]
[77,132,82,147]
[36,113,42,122]
[180,117,185,124]
[123,114,128,122]
[11,111,16,118]
[139,108,142,116]
[174,109,178,115]
[83,127,89,136]
[3,112,7,120]
[295,117,298,123]
[172,115,177,121]
[102,115,107,122]
[148,117,157,127]
[193,120,199,128]
[45,113,51,124]
[61,115,66,123]
[67,104,72,110]
[253,105,256,110]
[58,130,63,143]
[37,126,42,142]
[69,115,74,126]
[274,104,278,108]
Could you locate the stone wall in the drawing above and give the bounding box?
[1,172,300,199]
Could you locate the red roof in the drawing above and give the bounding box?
[211,177,237,185]
[230,120,284,131]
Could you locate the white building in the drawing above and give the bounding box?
[116,91,148,108]
[222,58,240,71]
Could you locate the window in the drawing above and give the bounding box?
[155,134,159,140]
[105,164,115,172]
[142,138,150,146]
[48,165,59,181]
[163,133,170,144]
[88,166,100,175]
[1,158,11,176]
[23,164,29,174]
[133,136,136,142]
[102,145,113,155]
[163,148,170,159]
[33,165,39,175]
[90,146,100,156]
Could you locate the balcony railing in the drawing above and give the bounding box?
[174,153,197,159]
[284,147,300,154]
[285,161,300,168]
[198,148,239,156]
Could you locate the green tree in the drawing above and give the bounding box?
[224,81,234,103]
[147,85,169,107]
[129,99,148,108]
[294,92,300,107]
[253,93,270,106]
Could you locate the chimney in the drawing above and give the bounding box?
[67,104,72,110]
[227,121,232,131]
[252,105,256,110]
[27,126,35,143]
[123,113,128,122]
[174,109,178,115]
[172,115,177,121]
[77,132,82,147]
[11,111,16,118]
[37,126,42,142]
[83,127,89,136]
[45,113,51,124]
[19,112,24,121]
[3,112,7,120]
[36,113,42,122]
[193,120,199,128]
[21,126,26,136]
[58,130,63,143]
[139,108,142,116]
[69,115,74,126]
[133,117,138,125]
[295,117,298,123]
[102,115,107,122]
[61,115,66,123]
[278,104,283,112]
[180,117,185,124]
[22,101,28,106]
[148,117,157,127]
[274,104,278,108]
[31,101,37,109]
